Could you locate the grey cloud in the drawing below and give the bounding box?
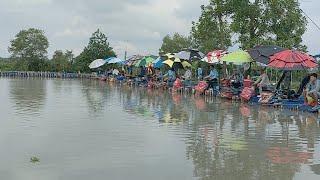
[0,0,319,58]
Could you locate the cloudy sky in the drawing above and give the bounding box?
[0,0,319,59]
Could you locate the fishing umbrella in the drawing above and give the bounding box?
[221,50,253,64]
[248,45,287,65]
[89,59,107,69]
[161,53,177,60]
[177,49,205,61]
[134,56,156,67]
[163,55,191,69]
[202,50,227,64]
[268,50,318,70]
[153,57,164,68]
[107,57,125,64]
[125,55,144,66]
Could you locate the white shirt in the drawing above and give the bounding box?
[112,69,119,76]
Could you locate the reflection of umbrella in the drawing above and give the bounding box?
[194,97,206,110]
[239,104,251,117]
[107,57,125,64]
[89,59,107,69]
[221,50,253,64]
[153,57,164,68]
[269,50,318,70]
[177,49,205,61]
[172,93,182,105]
[248,45,286,65]
[134,56,155,67]
[266,147,312,164]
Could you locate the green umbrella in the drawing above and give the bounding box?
[134,56,156,67]
[221,50,253,64]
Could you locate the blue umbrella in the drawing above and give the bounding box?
[153,57,163,68]
[107,57,125,64]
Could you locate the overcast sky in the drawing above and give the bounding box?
[0,0,319,59]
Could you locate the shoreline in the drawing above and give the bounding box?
[0,71,95,79]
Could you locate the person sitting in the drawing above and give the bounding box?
[163,68,176,87]
[112,68,119,77]
[154,68,163,82]
[230,69,244,96]
[182,67,192,87]
[253,69,271,95]
[127,65,133,76]
[230,69,243,88]
[204,65,219,91]
[116,71,125,82]
[295,71,316,98]
[138,66,146,77]
[303,73,320,106]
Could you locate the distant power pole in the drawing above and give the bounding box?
[124,40,128,60]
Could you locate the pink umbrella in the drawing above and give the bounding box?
[202,50,227,64]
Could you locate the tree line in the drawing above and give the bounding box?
[1,28,115,73]
[160,0,307,54]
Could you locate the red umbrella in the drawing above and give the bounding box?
[269,50,318,70]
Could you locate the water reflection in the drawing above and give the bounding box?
[80,80,110,115]
[117,84,320,179]
[3,78,320,179]
[9,78,46,115]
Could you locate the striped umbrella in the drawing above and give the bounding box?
[268,50,318,70]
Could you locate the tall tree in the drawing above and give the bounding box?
[230,0,307,50]
[230,0,267,49]
[191,0,232,53]
[159,33,193,54]
[51,50,73,72]
[8,28,49,71]
[74,29,115,72]
[264,0,307,51]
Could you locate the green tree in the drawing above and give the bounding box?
[73,29,115,72]
[230,0,307,50]
[230,0,267,49]
[159,33,193,54]
[8,28,49,71]
[191,0,232,53]
[51,50,73,72]
[264,0,307,51]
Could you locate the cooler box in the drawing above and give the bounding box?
[240,87,255,101]
[243,79,253,88]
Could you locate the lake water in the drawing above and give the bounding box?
[1,78,320,180]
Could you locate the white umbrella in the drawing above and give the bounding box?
[89,59,107,69]
[107,57,125,64]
